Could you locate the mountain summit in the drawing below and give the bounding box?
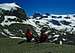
[0,3,21,10]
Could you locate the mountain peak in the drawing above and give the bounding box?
[0,3,21,10]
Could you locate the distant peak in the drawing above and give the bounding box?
[0,3,21,10]
[0,3,21,8]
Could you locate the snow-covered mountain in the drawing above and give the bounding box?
[0,3,75,36]
[0,3,28,37]
[0,3,75,45]
[29,13,75,45]
[30,13,75,33]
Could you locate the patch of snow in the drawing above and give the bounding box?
[1,16,17,26]
[53,38,58,41]
[9,37,26,40]
[63,38,66,41]
[0,32,7,36]
[53,35,59,37]
[3,29,14,36]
